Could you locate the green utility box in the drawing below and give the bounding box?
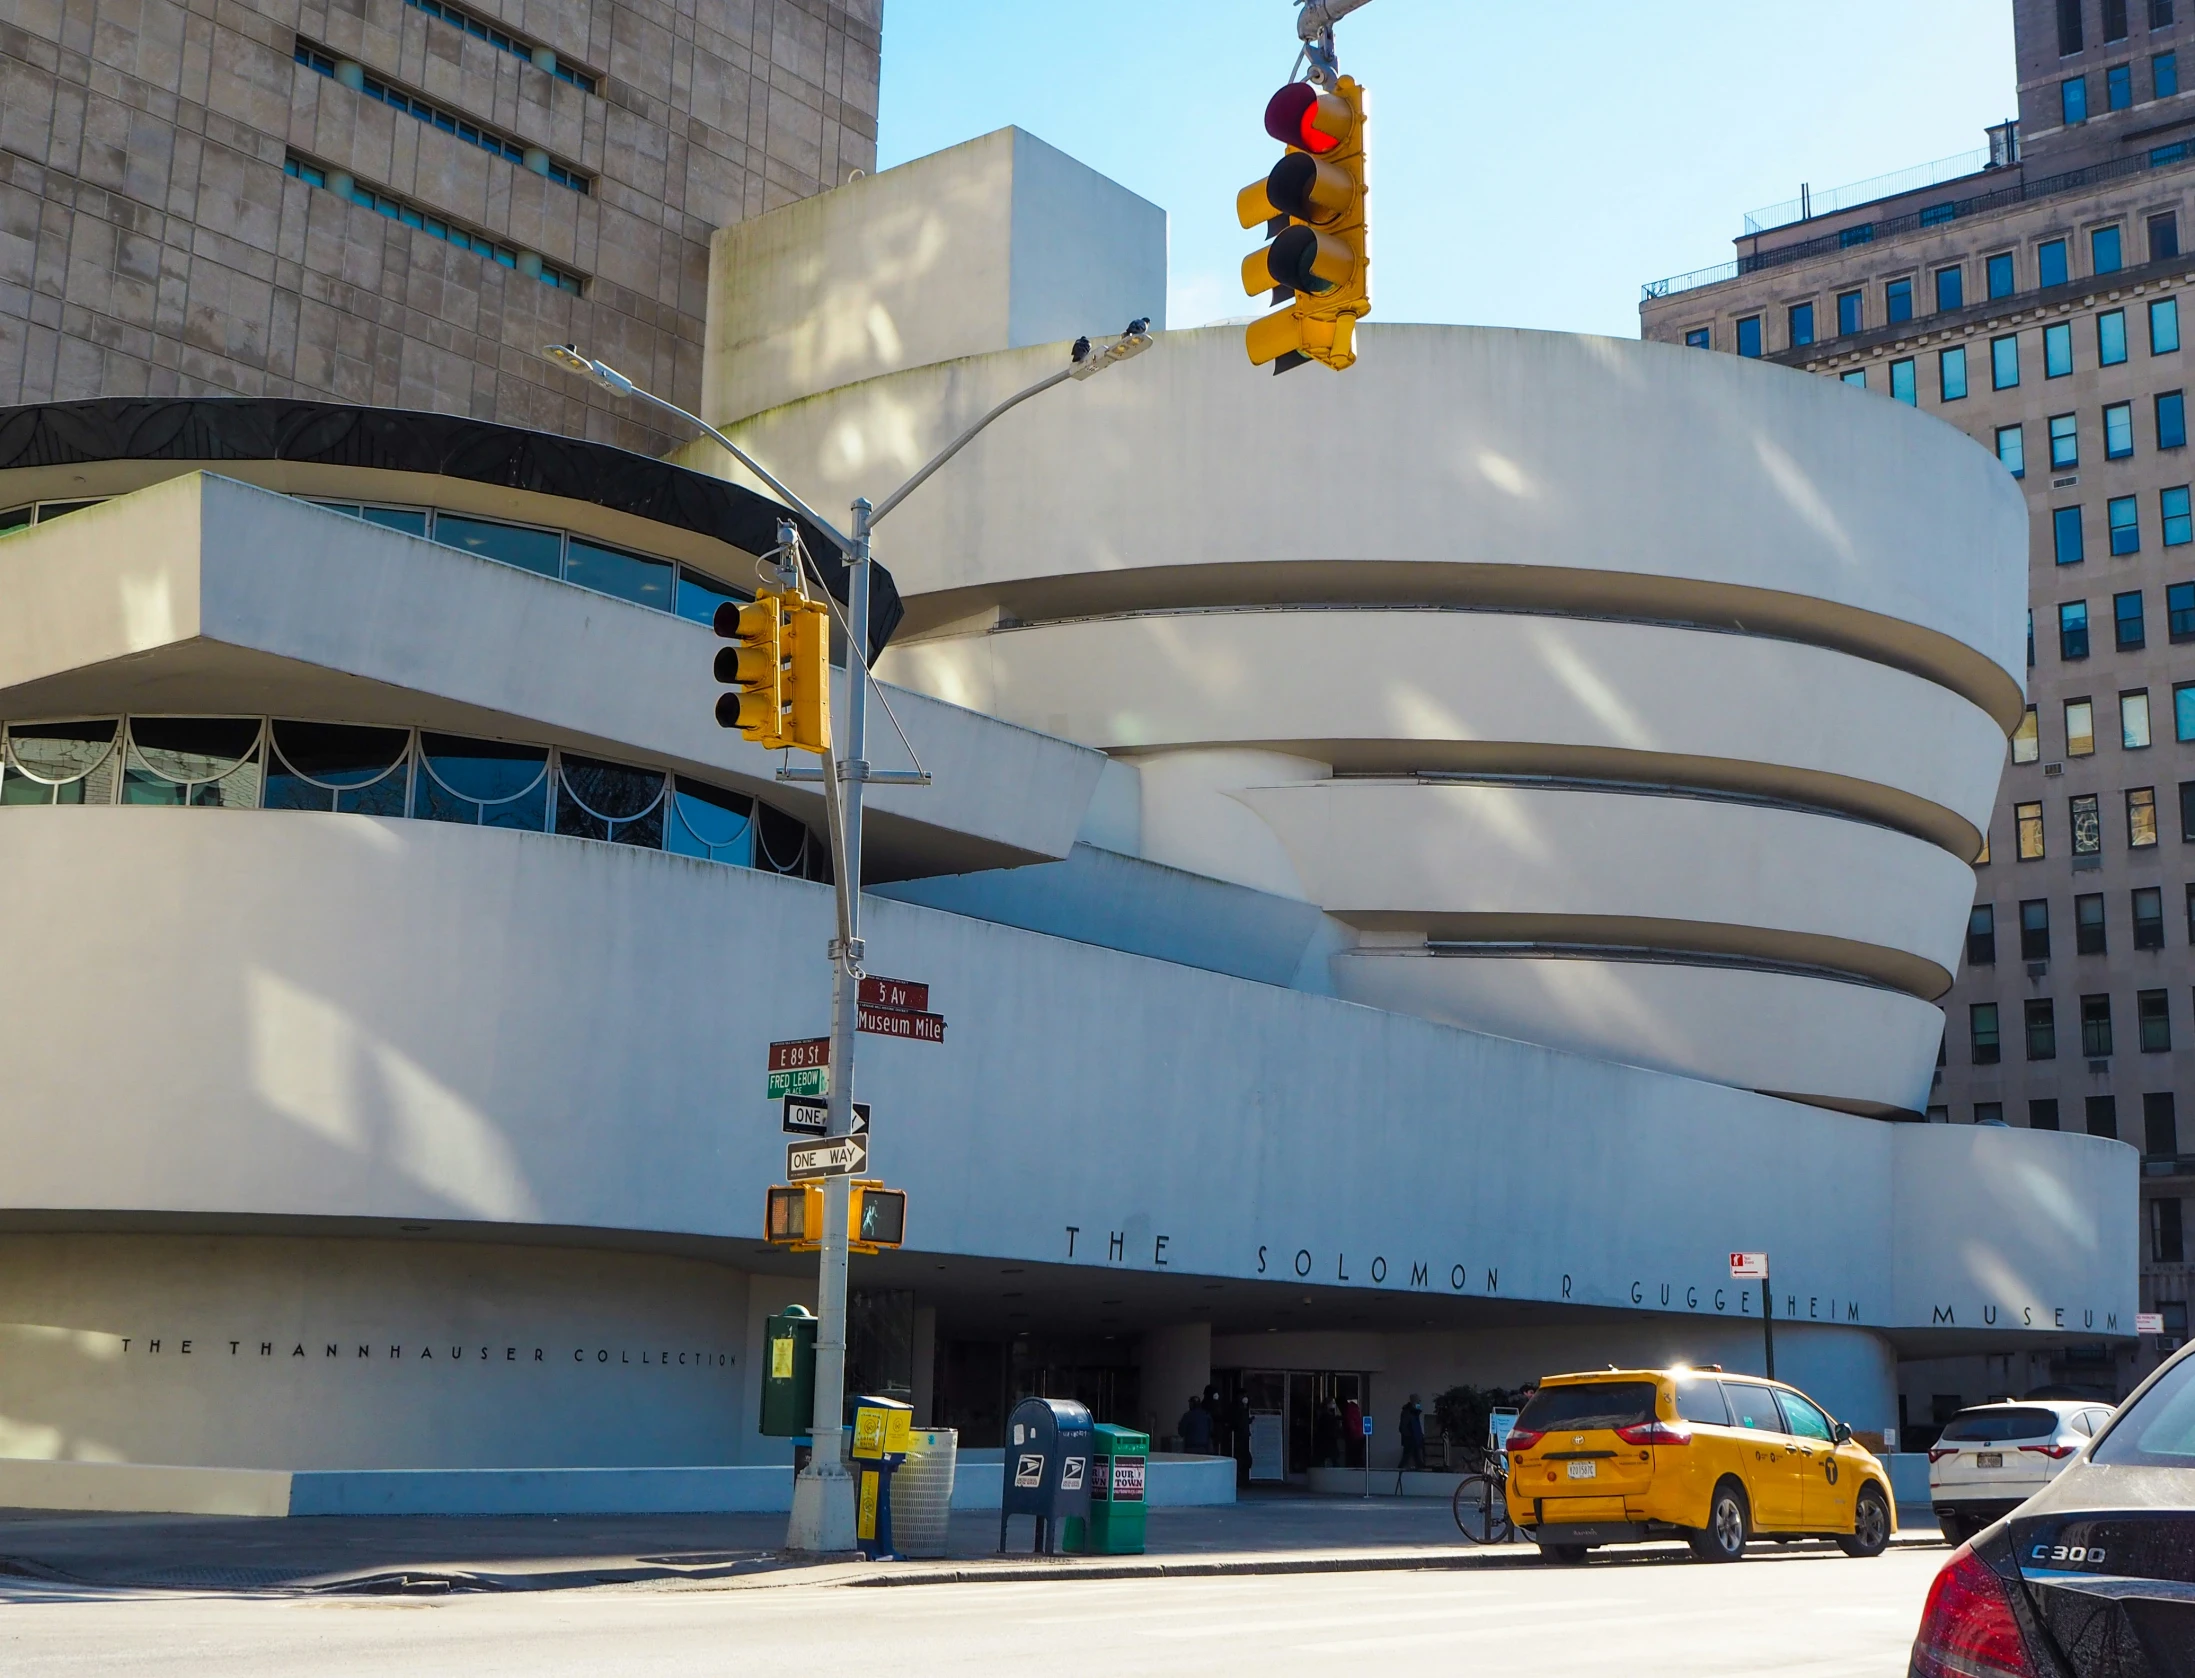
[1066,1424,1149,1555]
[759,1305,817,1437]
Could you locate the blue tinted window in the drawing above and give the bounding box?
[2154,297,2181,353]
[413,735,550,830]
[2061,600,2091,660]
[2046,320,2075,375]
[2065,76,2090,124]
[1940,346,1968,400]
[2109,63,2134,109]
[2052,412,2081,468]
[2166,487,2195,547]
[1919,202,1957,228]
[2169,577,2195,634]
[2040,239,2070,288]
[2118,590,2147,650]
[1891,358,1917,404]
[674,568,747,626]
[666,778,756,867]
[1936,266,1965,312]
[1685,327,1710,349]
[2179,684,2195,740]
[1998,424,2027,478]
[2161,389,2189,448]
[1840,224,1875,248]
[1736,316,1762,357]
[2159,51,2181,98]
[432,513,561,577]
[1886,278,1913,322]
[264,722,410,816]
[1787,301,1814,347]
[1837,290,1863,334]
[2057,505,2087,565]
[564,537,673,610]
[1842,368,1868,389]
[2112,495,2143,554]
[1993,334,2021,389]
[2107,401,2137,458]
[2095,225,2125,274]
[1987,252,2016,298]
[2101,310,2129,364]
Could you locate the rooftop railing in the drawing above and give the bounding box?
[1742,147,1996,235]
[1644,144,2195,303]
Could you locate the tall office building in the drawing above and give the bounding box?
[1643,0,2188,1400]
[0,0,879,450]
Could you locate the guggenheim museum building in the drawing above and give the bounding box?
[0,129,2136,1505]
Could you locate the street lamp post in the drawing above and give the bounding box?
[543,324,1152,1551]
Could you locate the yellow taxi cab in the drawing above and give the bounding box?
[1502,1365,1896,1563]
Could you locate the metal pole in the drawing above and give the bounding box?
[785,498,874,1554]
[1762,1272,1776,1381]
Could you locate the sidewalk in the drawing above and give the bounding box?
[0,1492,1945,1596]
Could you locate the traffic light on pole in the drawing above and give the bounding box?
[1237,76,1370,372]
[782,593,831,756]
[715,593,787,746]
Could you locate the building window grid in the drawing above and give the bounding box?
[1890,358,1917,404]
[2082,993,2115,1058]
[2000,424,2027,478]
[2101,310,2130,366]
[2160,389,2189,449]
[1940,345,1968,401]
[2153,297,2181,355]
[2061,599,2091,658]
[2118,591,2148,650]
[283,156,584,293]
[402,0,597,92]
[294,42,590,193]
[2140,990,2173,1052]
[2052,412,2082,469]
[2078,891,2110,955]
[2136,884,2168,947]
[2106,401,2136,459]
[2069,696,2097,756]
[1971,1002,2002,1065]
[2018,799,2048,860]
[2046,320,2075,376]
[2111,495,2143,553]
[2131,785,2161,845]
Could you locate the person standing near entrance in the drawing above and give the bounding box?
[1179,1395,1214,1455]
[1397,1393,1427,1475]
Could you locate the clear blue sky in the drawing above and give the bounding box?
[877,0,2016,340]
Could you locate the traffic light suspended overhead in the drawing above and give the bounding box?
[713,587,831,755]
[1237,75,1370,373]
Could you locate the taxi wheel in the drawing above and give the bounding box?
[1837,1485,1892,1559]
[1687,1479,1750,1562]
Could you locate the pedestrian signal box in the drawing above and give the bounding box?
[764,1180,906,1255]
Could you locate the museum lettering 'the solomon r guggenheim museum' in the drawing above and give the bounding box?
[0,127,2136,1507]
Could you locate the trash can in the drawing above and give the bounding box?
[1066,1423,1148,1555]
[851,1395,913,1560]
[891,1428,958,1558]
[759,1306,816,1437]
[999,1396,1094,1554]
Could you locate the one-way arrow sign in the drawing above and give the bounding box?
[788,1135,869,1180]
[782,1096,870,1137]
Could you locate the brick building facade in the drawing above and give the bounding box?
[0,0,879,451]
[1642,0,2190,1401]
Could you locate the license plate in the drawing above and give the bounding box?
[1566,1461,1596,1479]
[1975,1452,2003,1469]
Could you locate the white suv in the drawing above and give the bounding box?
[1926,1399,2116,1543]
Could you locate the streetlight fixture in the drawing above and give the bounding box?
[542,320,1153,1552]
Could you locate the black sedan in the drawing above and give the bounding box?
[1909,1339,2195,1677]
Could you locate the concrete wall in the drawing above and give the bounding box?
[703,128,1166,426]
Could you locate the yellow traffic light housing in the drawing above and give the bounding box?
[715,589,831,755]
[1238,76,1370,372]
[715,594,787,746]
[765,1182,820,1249]
[851,1181,906,1251]
[783,593,831,756]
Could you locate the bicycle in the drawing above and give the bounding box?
[1450,1448,1515,1544]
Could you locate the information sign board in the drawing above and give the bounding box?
[858,976,929,1013]
[782,1096,869,1137]
[2138,1312,2166,1335]
[767,1038,830,1100]
[858,1005,946,1043]
[1729,1252,1769,1279]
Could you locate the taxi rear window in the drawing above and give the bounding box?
[1518,1382,1658,1431]
[1940,1408,2062,1444]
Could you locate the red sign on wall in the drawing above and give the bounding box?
[768,1038,830,1072]
[858,1005,946,1043]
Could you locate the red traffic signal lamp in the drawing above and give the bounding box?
[714,589,830,754]
[1237,75,1370,372]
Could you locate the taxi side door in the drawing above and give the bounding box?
[1775,1388,1848,1532]
[1720,1379,1803,1531]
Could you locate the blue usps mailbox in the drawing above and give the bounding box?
[998,1396,1094,1554]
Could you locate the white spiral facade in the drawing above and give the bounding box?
[714,323,2027,1117]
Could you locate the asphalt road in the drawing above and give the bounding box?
[2,1544,1940,1677]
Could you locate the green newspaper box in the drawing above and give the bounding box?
[1066,1423,1149,1554]
[759,1305,816,1437]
